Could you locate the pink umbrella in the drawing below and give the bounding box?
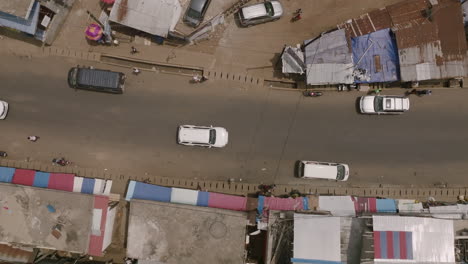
[85,23,103,41]
[101,0,115,4]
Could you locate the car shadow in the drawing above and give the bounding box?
[354,96,362,114]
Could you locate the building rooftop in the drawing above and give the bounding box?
[109,0,182,37]
[0,183,94,254]
[372,215,455,262]
[303,29,354,85]
[127,199,247,264]
[0,0,35,19]
[337,0,467,82]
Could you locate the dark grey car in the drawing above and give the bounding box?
[67,67,126,94]
[183,0,211,27]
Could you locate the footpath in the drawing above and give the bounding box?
[1,158,467,202]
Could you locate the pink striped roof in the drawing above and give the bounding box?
[48,173,74,192]
[12,169,35,186]
[208,193,247,211]
[263,196,304,211]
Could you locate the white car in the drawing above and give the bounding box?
[0,100,8,119]
[177,125,228,148]
[238,1,283,27]
[359,95,410,114]
[296,161,349,181]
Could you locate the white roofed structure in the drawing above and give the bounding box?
[109,0,181,37]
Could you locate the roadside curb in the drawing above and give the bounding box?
[1,158,466,202]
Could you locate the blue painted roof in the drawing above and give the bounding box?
[352,28,400,83]
[0,1,39,35]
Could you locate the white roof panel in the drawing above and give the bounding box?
[170,188,198,205]
[373,216,455,263]
[318,196,356,217]
[293,214,341,262]
[109,0,182,37]
[397,199,425,213]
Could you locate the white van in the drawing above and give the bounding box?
[296,161,349,181]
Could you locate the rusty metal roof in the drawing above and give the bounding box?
[0,244,33,263]
[338,0,467,81]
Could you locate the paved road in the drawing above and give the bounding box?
[1,55,468,186]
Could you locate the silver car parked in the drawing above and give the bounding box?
[238,1,283,27]
[183,0,211,27]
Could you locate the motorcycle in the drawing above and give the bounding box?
[190,75,208,83]
[303,91,323,97]
[52,158,70,166]
[0,151,7,157]
[291,8,302,22]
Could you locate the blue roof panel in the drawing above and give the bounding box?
[352,28,400,83]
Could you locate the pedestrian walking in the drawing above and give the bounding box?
[407,89,431,96]
[27,136,39,142]
[130,46,138,54]
[132,67,141,75]
[417,89,432,96]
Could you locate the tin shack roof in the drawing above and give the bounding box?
[338,0,467,82]
[0,183,94,254]
[127,199,247,264]
[396,0,467,81]
[0,0,35,19]
[109,0,182,37]
[304,29,354,85]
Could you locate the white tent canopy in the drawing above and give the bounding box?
[109,0,181,37]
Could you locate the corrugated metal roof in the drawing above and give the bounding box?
[338,8,392,39]
[281,46,305,74]
[304,29,354,84]
[305,29,352,64]
[373,216,455,262]
[306,63,354,85]
[337,0,467,82]
[109,0,182,37]
[0,244,33,263]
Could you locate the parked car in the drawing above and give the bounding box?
[238,0,283,27]
[67,67,126,94]
[183,0,212,27]
[177,125,228,148]
[296,160,349,181]
[0,100,8,119]
[359,95,410,114]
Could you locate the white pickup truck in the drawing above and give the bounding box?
[359,95,410,115]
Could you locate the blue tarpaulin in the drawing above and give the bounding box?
[0,167,15,183]
[376,199,397,213]
[81,178,95,194]
[33,171,50,188]
[196,191,209,207]
[352,28,400,83]
[0,1,40,35]
[128,181,172,202]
